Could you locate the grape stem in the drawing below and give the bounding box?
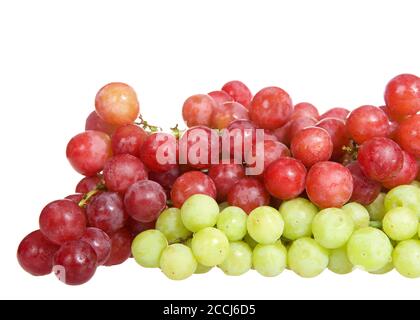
[78,182,107,208]
[137,115,162,133]
[170,124,185,139]
[342,140,359,160]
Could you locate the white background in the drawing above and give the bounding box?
[1,0,419,300]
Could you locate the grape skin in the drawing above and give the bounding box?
[218,241,252,276]
[132,230,168,268]
[180,194,219,232]
[393,240,420,278]
[160,244,198,280]
[247,206,284,245]
[252,241,287,277]
[156,208,192,244]
[191,227,229,267]
[382,207,418,241]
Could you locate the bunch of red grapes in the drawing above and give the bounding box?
[17,74,420,285]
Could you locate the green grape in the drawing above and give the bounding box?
[288,237,329,278]
[393,240,420,278]
[252,241,287,277]
[382,207,418,241]
[342,202,370,229]
[217,206,247,241]
[218,202,229,211]
[365,192,386,221]
[328,246,353,275]
[312,208,354,249]
[410,180,420,189]
[191,227,229,267]
[159,244,197,280]
[156,208,192,244]
[180,194,220,232]
[347,227,393,272]
[131,230,168,268]
[184,238,212,274]
[279,198,318,240]
[384,185,420,218]
[247,206,284,244]
[243,233,258,249]
[218,241,252,276]
[370,262,394,275]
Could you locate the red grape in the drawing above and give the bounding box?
[95,82,140,126]
[382,151,418,189]
[103,228,133,266]
[227,177,270,213]
[221,120,257,160]
[263,129,279,142]
[208,163,245,202]
[357,137,404,181]
[264,157,307,200]
[139,132,178,172]
[288,117,318,140]
[221,80,252,108]
[346,105,390,144]
[319,107,350,120]
[384,74,420,121]
[292,102,319,120]
[182,94,217,127]
[291,127,333,167]
[249,87,293,129]
[396,114,420,158]
[111,124,148,156]
[80,227,112,266]
[149,165,181,193]
[53,240,97,285]
[306,161,353,208]
[273,122,292,145]
[126,217,156,237]
[66,131,112,176]
[316,117,350,161]
[76,175,101,193]
[65,194,84,203]
[346,162,381,205]
[208,90,233,104]
[86,192,128,234]
[39,200,86,245]
[124,180,167,222]
[211,102,249,129]
[103,154,148,193]
[17,230,60,276]
[171,171,217,208]
[85,111,117,136]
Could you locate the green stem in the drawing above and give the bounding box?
[78,182,106,208]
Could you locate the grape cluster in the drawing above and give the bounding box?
[17,75,420,284]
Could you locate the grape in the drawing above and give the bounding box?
[346,162,381,205]
[184,238,212,274]
[342,202,370,229]
[180,194,219,232]
[103,154,148,193]
[328,246,353,275]
[396,114,420,158]
[191,227,229,267]
[65,194,84,203]
[208,164,245,202]
[365,192,386,221]
[312,208,354,249]
[80,227,111,266]
[252,241,287,277]
[131,230,168,268]
[346,227,393,272]
[208,90,233,104]
[85,111,117,136]
[124,180,167,223]
[139,132,178,172]
[382,207,418,241]
[76,175,101,193]
[66,131,112,176]
[221,81,252,108]
[53,240,97,285]
[149,166,181,195]
[218,202,229,211]
[306,161,353,208]
[95,82,139,126]
[288,237,329,278]
[227,177,270,213]
[288,117,318,141]
[156,208,192,243]
[319,107,350,121]
[279,198,318,240]
[249,86,293,129]
[346,105,390,144]
[263,129,279,142]
[218,241,252,276]
[384,185,420,218]
[126,217,156,236]
[273,122,292,146]
[222,119,257,160]
[160,244,197,280]
[17,230,60,276]
[211,102,249,129]
[103,228,133,266]
[86,192,128,234]
[292,102,319,120]
[216,206,248,241]
[370,262,394,275]
[182,94,217,127]
[357,137,403,182]
[291,127,333,167]
[247,206,284,245]
[393,240,420,278]
[171,171,217,208]
[316,117,350,160]
[111,124,148,156]
[384,74,420,121]
[382,151,418,189]
[39,199,86,245]
[264,157,307,200]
